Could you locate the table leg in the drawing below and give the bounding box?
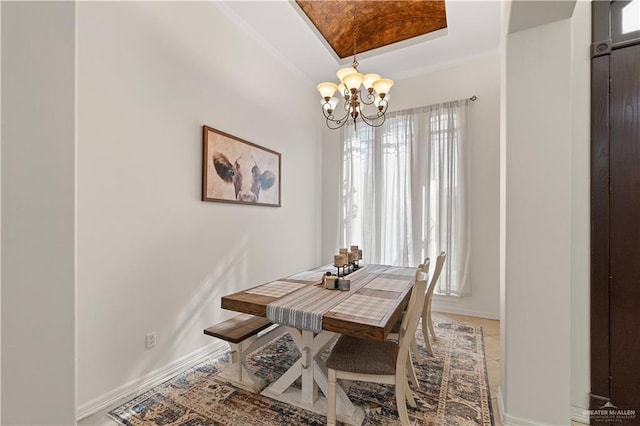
[301,330,318,404]
[261,328,365,425]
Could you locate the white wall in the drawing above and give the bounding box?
[503,7,588,421]
[570,0,591,418]
[76,2,321,413]
[322,54,501,319]
[498,0,510,417]
[1,2,3,420]
[1,2,76,424]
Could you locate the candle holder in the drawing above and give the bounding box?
[333,246,363,277]
[324,273,338,290]
[337,278,351,291]
[336,263,352,277]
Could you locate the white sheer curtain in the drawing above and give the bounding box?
[339,99,470,297]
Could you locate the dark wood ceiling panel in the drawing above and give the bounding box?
[296,0,447,59]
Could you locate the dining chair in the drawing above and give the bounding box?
[400,261,428,392]
[393,260,429,384]
[325,269,428,426]
[390,252,446,366]
[389,259,429,367]
[420,251,446,358]
[408,259,430,366]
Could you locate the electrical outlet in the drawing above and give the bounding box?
[145,332,156,349]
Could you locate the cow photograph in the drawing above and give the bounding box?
[202,126,281,207]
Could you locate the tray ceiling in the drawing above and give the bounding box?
[295,0,447,59]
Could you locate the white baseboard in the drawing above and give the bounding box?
[76,340,228,421]
[431,299,500,320]
[497,387,505,424]
[498,388,586,425]
[502,406,556,426]
[571,405,590,424]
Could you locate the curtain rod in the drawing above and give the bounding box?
[374,95,479,120]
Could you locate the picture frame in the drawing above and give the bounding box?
[202,126,281,207]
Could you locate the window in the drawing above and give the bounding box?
[339,101,470,296]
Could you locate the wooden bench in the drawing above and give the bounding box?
[204,313,286,392]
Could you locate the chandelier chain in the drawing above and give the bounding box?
[352,0,358,69]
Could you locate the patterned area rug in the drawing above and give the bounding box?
[109,321,493,425]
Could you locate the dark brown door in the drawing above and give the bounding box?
[592,1,640,424]
[609,43,640,419]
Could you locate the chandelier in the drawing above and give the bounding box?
[316,0,394,130]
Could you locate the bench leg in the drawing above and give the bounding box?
[218,341,264,392]
[217,325,287,393]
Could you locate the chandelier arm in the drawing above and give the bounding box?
[359,90,376,106]
[342,98,351,112]
[359,98,388,126]
[359,98,388,118]
[321,103,351,128]
[359,107,383,119]
[326,118,350,130]
[359,112,386,128]
[359,109,384,121]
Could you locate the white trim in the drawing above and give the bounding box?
[571,405,590,424]
[499,386,570,426]
[502,406,556,426]
[76,340,228,421]
[502,412,558,426]
[431,300,500,320]
[73,0,79,419]
[497,387,505,425]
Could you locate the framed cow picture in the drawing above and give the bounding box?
[202,126,281,207]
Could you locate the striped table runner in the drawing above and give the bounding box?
[266,267,374,332]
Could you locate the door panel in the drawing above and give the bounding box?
[591,53,611,403]
[609,43,640,418]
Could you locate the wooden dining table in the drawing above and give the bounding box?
[220,263,417,426]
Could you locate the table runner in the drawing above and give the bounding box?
[266,267,376,332]
[245,281,307,298]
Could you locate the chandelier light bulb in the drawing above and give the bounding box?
[343,72,364,91]
[317,82,338,100]
[363,73,381,90]
[337,67,357,84]
[373,78,394,97]
[321,97,339,112]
